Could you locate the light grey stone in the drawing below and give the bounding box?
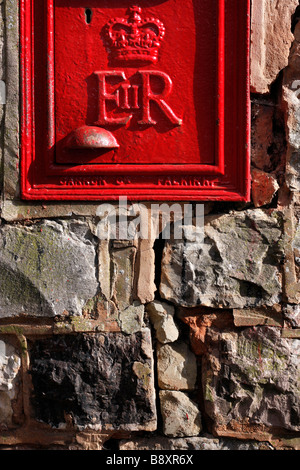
[157,341,197,390]
[0,220,99,317]
[0,80,5,104]
[159,390,202,437]
[283,304,300,328]
[119,434,274,450]
[160,209,283,309]
[146,301,179,344]
[0,340,21,425]
[119,302,144,334]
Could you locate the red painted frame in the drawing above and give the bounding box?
[20,0,250,201]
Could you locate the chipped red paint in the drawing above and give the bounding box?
[20,0,250,201]
[65,126,120,149]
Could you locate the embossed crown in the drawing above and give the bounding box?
[104,6,165,64]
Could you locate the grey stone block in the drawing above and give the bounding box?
[0,220,98,317]
[160,209,283,308]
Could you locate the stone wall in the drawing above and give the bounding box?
[0,0,299,451]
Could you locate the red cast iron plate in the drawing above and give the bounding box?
[20,0,250,201]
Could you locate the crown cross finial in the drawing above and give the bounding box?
[104,6,165,64]
[128,6,142,16]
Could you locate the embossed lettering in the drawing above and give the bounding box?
[94,71,132,125]
[138,71,182,126]
[120,83,131,110]
[157,177,217,187]
[94,70,181,127]
[131,85,140,109]
[60,177,108,186]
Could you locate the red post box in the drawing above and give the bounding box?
[20,0,250,201]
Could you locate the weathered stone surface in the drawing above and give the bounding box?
[146,301,179,344]
[2,0,20,201]
[281,88,300,191]
[0,0,299,450]
[157,341,197,391]
[285,21,300,84]
[97,240,111,301]
[233,306,283,327]
[1,202,109,222]
[178,310,234,355]
[291,212,300,275]
[72,432,112,450]
[0,2,4,81]
[0,340,21,425]
[251,168,279,207]
[251,0,298,94]
[283,304,300,328]
[29,329,156,432]
[159,391,201,437]
[160,210,283,309]
[251,100,286,181]
[135,239,156,304]
[119,434,274,450]
[202,326,300,434]
[282,207,300,303]
[119,302,144,334]
[0,3,4,193]
[96,213,156,306]
[111,246,136,310]
[0,221,99,317]
[281,328,300,339]
[251,102,274,171]
[97,240,145,333]
[282,21,300,192]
